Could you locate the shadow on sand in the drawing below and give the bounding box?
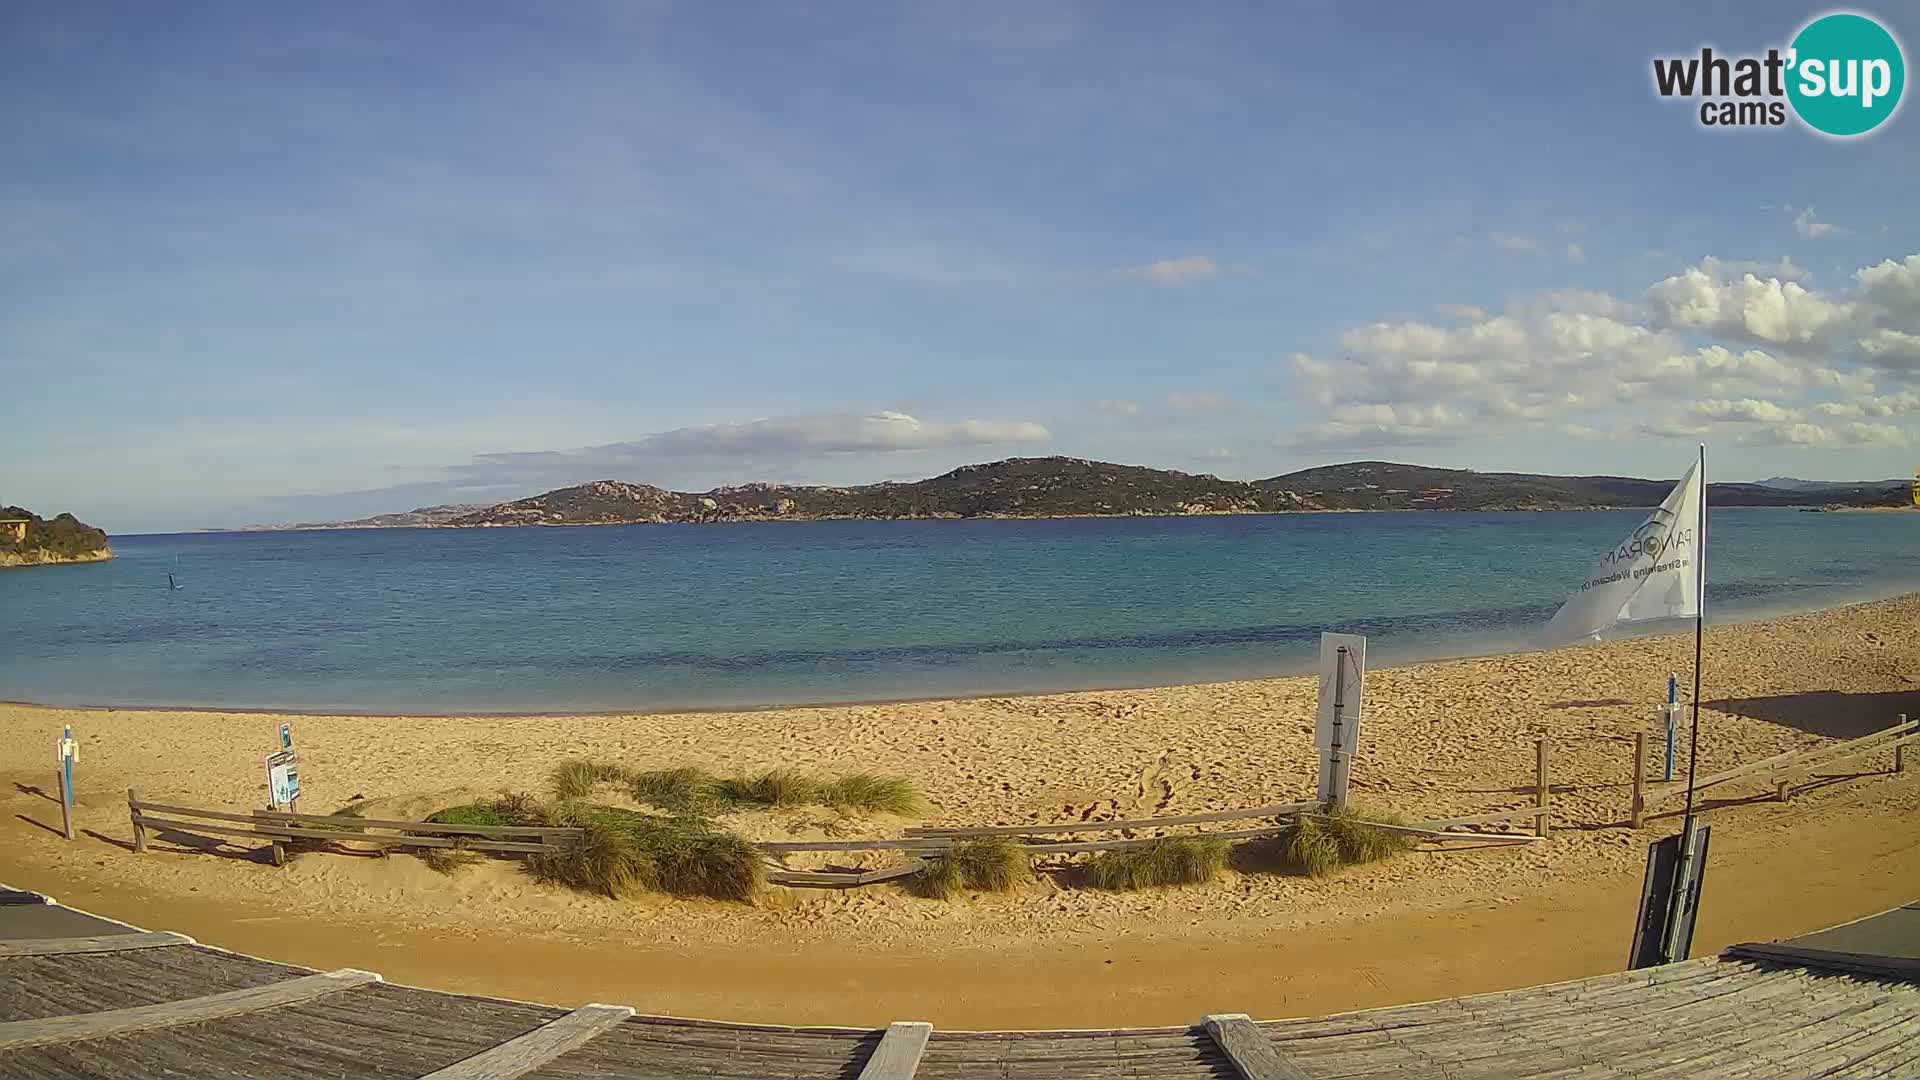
[1707,688,1920,740]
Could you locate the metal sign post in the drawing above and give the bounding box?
[55,727,78,841]
[1662,674,1680,783]
[1628,822,1712,968]
[1315,633,1367,807]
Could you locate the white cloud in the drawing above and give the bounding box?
[1201,447,1236,460]
[1438,303,1488,322]
[1566,243,1586,262]
[1283,251,1920,454]
[1118,255,1223,284]
[1856,255,1920,315]
[1741,421,1906,447]
[637,411,1050,455]
[1699,255,1809,283]
[1092,398,1145,417]
[1689,398,1801,424]
[1164,390,1230,411]
[1792,207,1843,239]
[1644,266,1859,347]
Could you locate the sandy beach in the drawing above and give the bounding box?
[3,595,1918,1026]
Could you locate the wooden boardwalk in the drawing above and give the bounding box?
[1,888,1916,1079]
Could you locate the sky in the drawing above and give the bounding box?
[3,2,1919,534]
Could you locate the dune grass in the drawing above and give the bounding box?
[531,802,763,902]
[628,766,730,814]
[1083,837,1230,890]
[912,838,1031,899]
[1281,805,1421,878]
[550,759,631,801]
[819,773,929,816]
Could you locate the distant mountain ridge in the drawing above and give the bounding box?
[219,504,491,532]
[1754,476,1907,494]
[422,457,1905,529]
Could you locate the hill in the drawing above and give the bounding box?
[442,456,1904,529]
[0,506,113,567]
[221,504,492,532]
[1755,476,1908,496]
[447,458,1315,526]
[1258,462,1909,511]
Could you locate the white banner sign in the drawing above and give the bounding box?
[1316,632,1366,805]
[1543,458,1703,646]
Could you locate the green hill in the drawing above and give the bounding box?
[0,506,113,567]
[1257,462,1908,511]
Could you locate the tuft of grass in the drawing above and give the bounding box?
[912,838,1031,899]
[1084,837,1229,890]
[550,759,631,801]
[720,768,825,808]
[819,773,928,816]
[1280,805,1421,878]
[629,766,729,814]
[531,802,763,902]
[419,841,485,875]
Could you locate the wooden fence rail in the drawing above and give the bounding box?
[1631,716,1916,826]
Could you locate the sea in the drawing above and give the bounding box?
[3,508,1917,714]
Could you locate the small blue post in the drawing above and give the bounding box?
[280,723,292,749]
[1664,674,1678,783]
[58,725,76,841]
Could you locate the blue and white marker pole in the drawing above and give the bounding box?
[1663,674,1681,783]
[56,725,78,841]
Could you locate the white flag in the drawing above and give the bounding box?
[1543,458,1704,645]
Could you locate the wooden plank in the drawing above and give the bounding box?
[417,1003,634,1079]
[766,861,926,887]
[0,967,382,1051]
[0,931,193,958]
[132,814,563,854]
[1203,1014,1313,1080]
[1021,824,1298,854]
[906,801,1316,837]
[1408,806,1552,829]
[1723,942,1920,982]
[1645,719,1918,805]
[1631,732,1646,829]
[757,837,956,854]
[857,1021,933,1079]
[132,800,581,839]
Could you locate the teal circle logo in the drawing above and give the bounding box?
[1787,13,1905,136]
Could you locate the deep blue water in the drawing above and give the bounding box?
[3,508,1917,713]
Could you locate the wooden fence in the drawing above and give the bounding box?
[1628,715,1917,827]
[126,737,1560,891]
[127,789,585,867]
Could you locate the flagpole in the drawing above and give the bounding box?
[1665,442,1707,963]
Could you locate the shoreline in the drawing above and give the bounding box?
[7,589,1915,719]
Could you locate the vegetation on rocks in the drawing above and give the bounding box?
[0,505,111,565]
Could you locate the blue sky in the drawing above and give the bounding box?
[4,2,1919,533]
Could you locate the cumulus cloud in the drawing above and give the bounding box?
[1118,255,1224,284]
[1644,267,1859,347]
[1283,251,1919,453]
[1700,255,1809,283]
[1092,398,1145,417]
[1856,255,1920,315]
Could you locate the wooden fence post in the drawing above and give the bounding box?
[128,787,147,854]
[1631,733,1645,829]
[253,810,287,867]
[1776,778,1791,802]
[1898,714,1909,774]
[1535,737,1551,838]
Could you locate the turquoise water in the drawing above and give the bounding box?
[2,509,1917,713]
